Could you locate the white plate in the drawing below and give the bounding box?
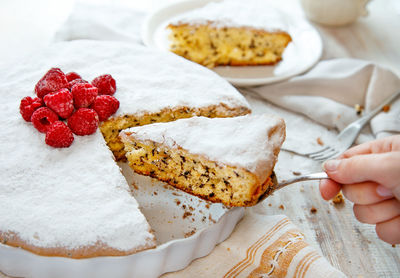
[0,162,244,278]
[142,0,323,86]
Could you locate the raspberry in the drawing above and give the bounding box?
[92,74,116,95]
[31,107,59,133]
[68,108,99,136]
[65,72,81,82]
[43,88,74,119]
[71,83,98,109]
[68,78,88,90]
[19,96,43,122]
[35,68,69,99]
[45,121,74,148]
[92,95,120,121]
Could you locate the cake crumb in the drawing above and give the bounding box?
[382,105,391,112]
[354,104,364,115]
[268,203,272,207]
[174,199,181,206]
[188,206,195,211]
[153,191,158,195]
[183,211,192,219]
[131,182,139,190]
[332,192,344,205]
[292,171,301,176]
[227,247,231,251]
[278,204,285,210]
[392,244,396,248]
[205,204,210,209]
[184,229,196,238]
[208,214,217,223]
[316,137,324,146]
[310,207,317,214]
[172,192,182,196]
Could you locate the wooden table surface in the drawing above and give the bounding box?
[0,0,399,277]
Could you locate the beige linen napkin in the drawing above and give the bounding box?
[162,209,345,278]
[242,59,400,140]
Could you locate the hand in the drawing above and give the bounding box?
[319,135,400,244]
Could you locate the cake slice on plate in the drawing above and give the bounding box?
[167,0,292,68]
[120,114,285,207]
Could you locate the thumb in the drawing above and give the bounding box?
[322,152,400,191]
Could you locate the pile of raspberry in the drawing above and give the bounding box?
[20,68,120,148]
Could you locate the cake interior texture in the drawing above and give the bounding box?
[122,139,275,207]
[101,105,250,161]
[167,24,292,68]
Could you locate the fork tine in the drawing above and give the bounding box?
[314,149,340,162]
[308,146,335,158]
[303,146,330,156]
[309,147,338,159]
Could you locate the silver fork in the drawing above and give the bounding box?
[284,91,400,162]
[257,172,329,203]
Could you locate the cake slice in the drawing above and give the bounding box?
[167,0,292,68]
[120,114,285,207]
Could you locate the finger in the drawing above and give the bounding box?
[353,199,400,224]
[322,152,400,189]
[319,179,341,200]
[341,135,400,158]
[375,216,400,244]
[342,182,393,205]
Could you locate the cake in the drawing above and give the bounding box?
[120,114,286,207]
[0,40,250,258]
[167,0,292,68]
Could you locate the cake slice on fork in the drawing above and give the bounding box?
[120,114,285,207]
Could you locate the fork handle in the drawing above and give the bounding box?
[276,172,329,190]
[344,91,400,132]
